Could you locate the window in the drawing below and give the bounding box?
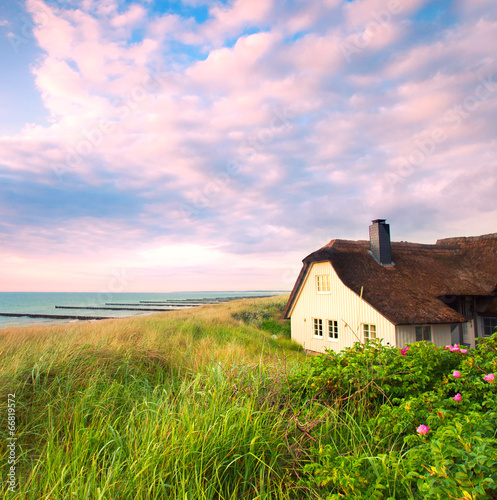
[316,275,331,293]
[363,324,376,342]
[313,318,323,338]
[482,318,497,337]
[415,326,432,342]
[328,320,338,341]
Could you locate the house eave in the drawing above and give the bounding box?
[282,262,311,319]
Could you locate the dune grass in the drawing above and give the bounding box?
[4,296,485,498]
[0,296,320,499]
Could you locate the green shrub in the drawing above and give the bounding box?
[291,339,462,405]
[232,298,291,338]
[297,334,497,499]
[402,414,497,499]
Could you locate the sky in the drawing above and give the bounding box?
[0,0,496,293]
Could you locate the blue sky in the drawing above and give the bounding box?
[0,0,496,292]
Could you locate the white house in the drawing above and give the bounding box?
[283,220,497,353]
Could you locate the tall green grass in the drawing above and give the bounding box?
[2,296,432,499]
[0,296,318,499]
[11,359,300,499]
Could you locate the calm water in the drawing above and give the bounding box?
[0,291,285,329]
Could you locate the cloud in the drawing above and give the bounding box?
[0,0,496,292]
[110,3,146,28]
[186,31,278,92]
[202,0,274,42]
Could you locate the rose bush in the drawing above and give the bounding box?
[296,333,497,499]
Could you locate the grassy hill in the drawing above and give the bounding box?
[2,296,496,499]
[0,295,312,500]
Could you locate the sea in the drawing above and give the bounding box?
[0,291,287,329]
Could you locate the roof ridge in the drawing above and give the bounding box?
[392,241,460,252]
[324,239,459,251]
[323,238,368,246]
[437,233,497,245]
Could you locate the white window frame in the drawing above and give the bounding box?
[363,324,376,342]
[328,320,338,341]
[415,325,432,342]
[313,318,323,338]
[316,275,331,293]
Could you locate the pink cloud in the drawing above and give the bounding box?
[110,4,146,28]
[384,19,497,81]
[456,0,497,18]
[275,2,324,36]
[283,33,344,75]
[27,0,74,58]
[28,0,160,99]
[187,32,278,92]
[344,0,427,30]
[1,0,496,293]
[202,0,274,42]
[389,78,460,126]
[147,14,186,43]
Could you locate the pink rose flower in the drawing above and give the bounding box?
[401,346,409,355]
[416,424,430,435]
[484,373,495,383]
[450,345,460,352]
[460,349,468,354]
[444,345,451,350]
[452,393,462,402]
[452,370,461,378]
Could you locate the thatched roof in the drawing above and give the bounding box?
[283,233,497,325]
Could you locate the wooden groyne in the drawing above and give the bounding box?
[139,296,272,304]
[0,313,112,320]
[55,306,176,312]
[105,303,198,307]
[139,300,210,307]
[140,299,225,302]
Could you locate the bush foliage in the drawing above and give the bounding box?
[295,335,497,499]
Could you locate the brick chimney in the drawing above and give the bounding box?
[369,219,393,266]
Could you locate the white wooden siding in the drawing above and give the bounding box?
[434,324,454,346]
[465,320,476,347]
[396,324,452,347]
[290,262,397,353]
[395,325,415,347]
